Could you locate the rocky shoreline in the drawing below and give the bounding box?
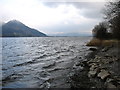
[70,43,120,89]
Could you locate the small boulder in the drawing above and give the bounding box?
[97,69,110,80]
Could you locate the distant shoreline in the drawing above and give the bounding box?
[0,36,92,38]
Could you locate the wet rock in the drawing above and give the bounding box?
[104,54,112,58]
[76,66,84,72]
[90,64,98,71]
[87,60,96,65]
[106,78,114,83]
[88,69,98,78]
[73,64,78,69]
[39,71,50,78]
[95,55,102,59]
[87,59,93,64]
[97,69,110,80]
[73,62,84,72]
[102,47,109,52]
[106,83,117,88]
[74,62,82,66]
[89,62,98,67]
[94,59,101,63]
[87,58,101,65]
[89,48,97,51]
[88,62,100,78]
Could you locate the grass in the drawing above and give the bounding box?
[86,38,120,46]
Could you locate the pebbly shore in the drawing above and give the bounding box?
[70,42,120,89]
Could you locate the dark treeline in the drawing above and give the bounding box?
[93,0,120,40]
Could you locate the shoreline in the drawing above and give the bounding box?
[70,43,120,88]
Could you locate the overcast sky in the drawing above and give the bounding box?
[0,0,107,35]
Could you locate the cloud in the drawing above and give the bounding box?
[0,0,106,35]
[40,2,106,34]
[43,2,105,19]
[40,0,106,2]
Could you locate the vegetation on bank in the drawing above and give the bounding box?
[87,0,120,46]
[86,38,119,46]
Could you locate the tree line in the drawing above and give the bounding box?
[93,0,120,40]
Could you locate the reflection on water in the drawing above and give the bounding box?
[2,37,91,88]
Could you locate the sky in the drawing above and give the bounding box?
[0,0,107,36]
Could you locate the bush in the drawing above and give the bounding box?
[92,22,108,40]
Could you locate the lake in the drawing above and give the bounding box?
[2,37,91,88]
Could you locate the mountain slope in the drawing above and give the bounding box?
[1,20,47,37]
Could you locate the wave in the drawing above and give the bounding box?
[43,61,56,69]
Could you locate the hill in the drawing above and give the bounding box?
[1,20,47,37]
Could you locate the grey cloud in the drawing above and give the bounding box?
[80,8,103,19]
[71,2,105,19]
[40,2,105,35]
[42,2,63,8]
[69,2,105,9]
[43,2,105,19]
[43,2,105,10]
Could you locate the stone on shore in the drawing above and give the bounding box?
[71,41,120,88]
[88,68,98,78]
[97,69,110,80]
[90,64,98,71]
[106,83,117,88]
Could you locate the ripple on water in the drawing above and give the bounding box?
[2,37,91,88]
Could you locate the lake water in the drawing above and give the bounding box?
[2,37,91,88]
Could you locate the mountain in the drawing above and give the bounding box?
[1,20,47,37]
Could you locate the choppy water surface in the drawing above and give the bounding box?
[2,37,91,88]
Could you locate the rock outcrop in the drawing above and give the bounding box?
[70,44,120,89]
